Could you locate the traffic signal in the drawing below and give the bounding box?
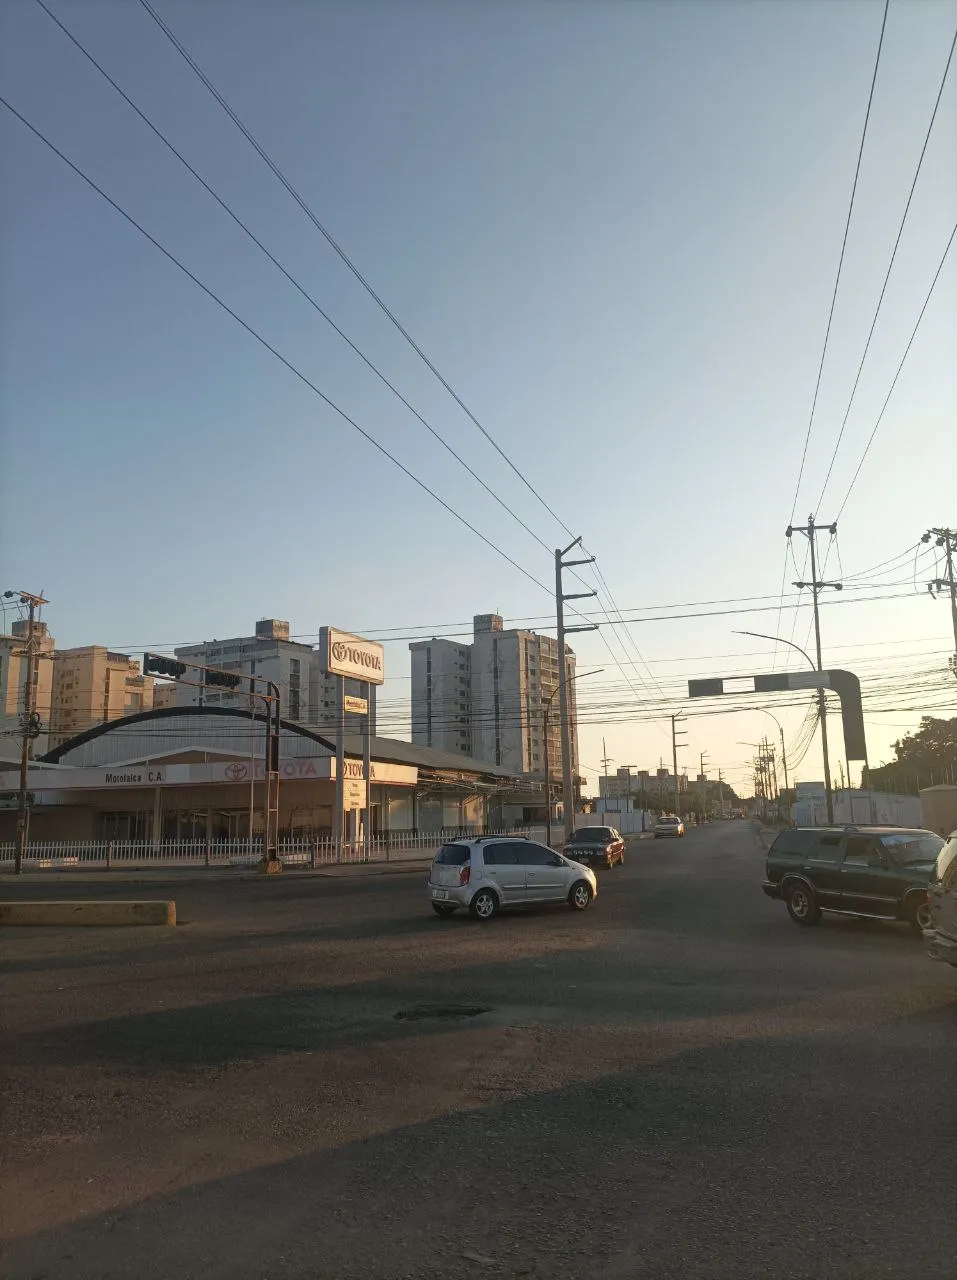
[144,654,187,679]
[205,668,242,690]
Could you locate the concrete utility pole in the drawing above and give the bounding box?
[790,515,842,823]
[543,667,602,847]
[555,539,597,843]
[924,528,957,678]
[3,589,48,875]
[671,714,686,817]
[699,750,709,821]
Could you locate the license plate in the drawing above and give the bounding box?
[431,888,449,901]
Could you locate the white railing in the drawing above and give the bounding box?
[0,828,531,872]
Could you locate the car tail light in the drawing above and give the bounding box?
[459,863,471,886]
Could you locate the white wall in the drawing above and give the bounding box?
[792,789,923,827]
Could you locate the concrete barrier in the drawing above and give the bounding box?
[0,900,176,927]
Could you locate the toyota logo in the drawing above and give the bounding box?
[225,762,249,781]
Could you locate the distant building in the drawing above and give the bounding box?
[0,619,56,756]
[410,613,578,781]
[599,766,688,800]
[151,682,178,711]
[174,619,373,733]
[49,646,153,748]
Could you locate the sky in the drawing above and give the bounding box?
[1,0,955,796]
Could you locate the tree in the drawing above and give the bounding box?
[867,716,957,795]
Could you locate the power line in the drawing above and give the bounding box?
[788,0,890,521]
[836,216,957,519]
[32,0,570,566]
[133,0,577,543]
[815,18,957,511]
[44,0,657,718]
[0,93,552,598]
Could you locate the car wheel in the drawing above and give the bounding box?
[785,882,821,926]
[431,903,456,917]
[469,888,498,921]
[907,895,932,936]
[568,880,593,911]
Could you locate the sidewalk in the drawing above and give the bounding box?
[0,858,434,887]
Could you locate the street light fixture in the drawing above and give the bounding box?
[543,668,603,848]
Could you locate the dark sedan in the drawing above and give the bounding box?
[563,826,625,869]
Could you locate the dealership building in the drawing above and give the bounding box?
[0,706,542,843]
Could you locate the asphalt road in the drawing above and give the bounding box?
[1,821,954,1279]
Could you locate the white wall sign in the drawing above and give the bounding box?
[319,627,385,685]
[343,777,366,809]
[343,694,369,715]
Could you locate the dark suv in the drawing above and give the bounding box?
[762,826,944,935]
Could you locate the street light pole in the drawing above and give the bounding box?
[543,667,603,848]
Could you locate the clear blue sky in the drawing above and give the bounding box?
[2,0,955,792]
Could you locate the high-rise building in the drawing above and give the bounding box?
[409,638,472,755]
[0,619,55,756]
[174,619,374,733]
[410,613,578,780]
[49,647,153,748]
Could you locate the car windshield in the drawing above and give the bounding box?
[879,832,944,866]
[433,844,470,865]
[569,828,612,842]
[659,817,680,824]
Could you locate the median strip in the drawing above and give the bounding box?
[0,900,176,927]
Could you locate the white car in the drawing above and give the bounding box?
[654,815,686,839]
[427,837,598,920]
[927,830,957,967]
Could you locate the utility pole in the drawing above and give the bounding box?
[790,515,841,823]
[699,750,709,822]
[718,768,726,819]
[555,539,597,843]
[3,590,48,876]
[924,528,957,678]
[671,714,686,817]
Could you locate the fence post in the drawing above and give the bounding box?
[106,840,114,870]
[205,837,211,867]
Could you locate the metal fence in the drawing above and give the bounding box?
[0,828,531,872]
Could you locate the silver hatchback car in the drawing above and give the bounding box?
[428,837,598,920]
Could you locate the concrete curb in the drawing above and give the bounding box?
[0,899,176,926]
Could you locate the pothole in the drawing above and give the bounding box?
[393,1004,491,1022]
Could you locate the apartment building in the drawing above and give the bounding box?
[0,619,55,755]
[49,646,153,748]
[409,638,472,755]
[410,613,578,780]
[174,619,374,733]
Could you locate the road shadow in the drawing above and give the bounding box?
[4,1004,955,1280]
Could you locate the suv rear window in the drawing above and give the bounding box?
[434,844,470,865]
[769,830,817,857]
[879,832,944,866]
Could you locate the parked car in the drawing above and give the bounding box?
[926,830,957,967]
[428,837,598,920]
[762,825,944,934]
[654,815,685,839]
[563,825,625,869]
